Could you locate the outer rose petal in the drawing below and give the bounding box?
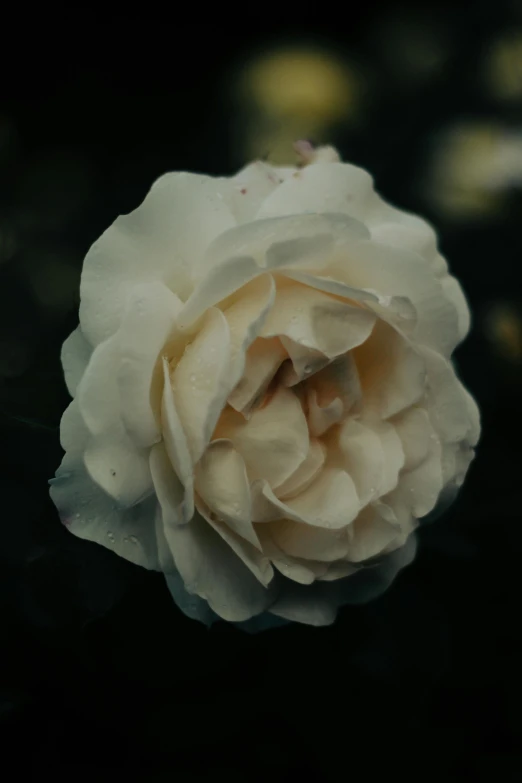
[421,347,479,446]
[268,581,338,626]
[256,162,376,223]
[322,533,418,608]
[178,212,368,327]
[79,173,236,347]
[50,404,164,570]
[171,307,232,463]
[195,439,260,549]
[163,512,278,622]
[227,161,285,224]
[61,326,92,396]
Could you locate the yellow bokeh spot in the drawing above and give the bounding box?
[484,32,522,102]
[428,122,519,220]
[485,303,522,363]
[236,46,360,164]
[240,46,359,122]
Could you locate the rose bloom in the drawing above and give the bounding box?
[50,144,480,629]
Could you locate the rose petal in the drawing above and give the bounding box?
[281,267,417,336]
[276,439,327,500]
[347,503,402,563]
[322,533,417,608]
[76,286,181,506]
[164,570,218,625]
[179,212,368,329]
[337,418,385,506]
[79,172,236,346]
[250,479,312,524]
[353,319,426,419]
[205,212,368,273]
[222,273,276,383]
[61,326,92,396]
[422,347,480,446]
[228,161,284,224]
[372,420,406,497]
[50,450,162,571]
[307,390,344,436]
[392,406,433,471]
[257,162,375,223]
[440,275,471,343]
[257,528,330,584]
[251,464,360,531]
[78,338,153,507]
[197,504,274,588]
[260,282,376,358]
[220,386,309,489]
[386,432,443,519]
[268,581,337,626]
[369,219,438,267]
[83,431,153,507]
[337,417,404,504]
[227,337,287,416]
[284,466,360,529]
[331,239,461,357]
[319,561,361,581]
[149,442,186,529]
[278,340,331,386]
[195,439,260,549]
[308,353,362,414]
[59,399,89,456]
[270,519,352,562]
[171,307,231,463]
[163,512,278,622]
[117,282,183,448]
[178,256,261,330]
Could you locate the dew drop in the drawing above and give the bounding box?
[190,373,197,383]
[107,531,115,542]
[129,535,138,545]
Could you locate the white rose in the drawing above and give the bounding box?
[49,143,480,629]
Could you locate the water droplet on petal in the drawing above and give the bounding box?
[129,535,138,545]
[107,531,115,542]
[190,373,197,383]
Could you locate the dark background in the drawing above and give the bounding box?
[2,4,522,779]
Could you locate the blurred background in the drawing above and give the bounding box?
[2,3,522,779]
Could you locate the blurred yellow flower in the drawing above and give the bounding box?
[235,46,362,163]
[427,122,522,220]
[484,32,522,103]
